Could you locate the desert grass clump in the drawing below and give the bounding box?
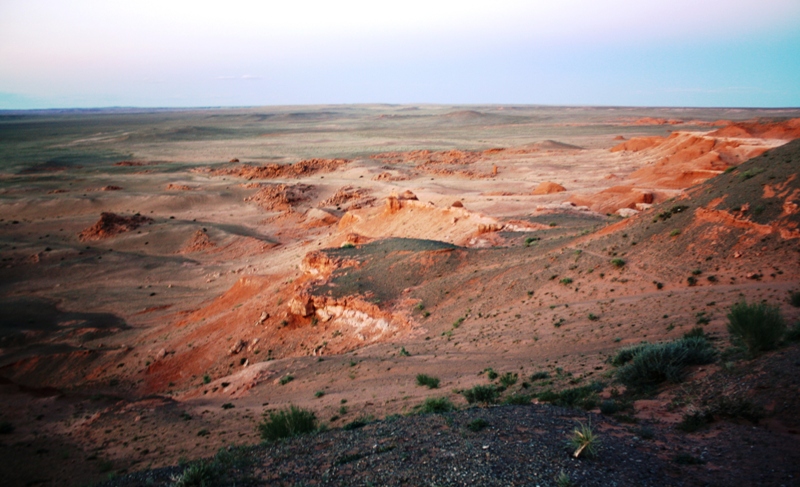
[171,446,252,487]
[615,337,715,390]
[258,405,317,442]
[461,384,499,405]
[727,301,786,355]
[570,422,599,458]
[416,373,440,389]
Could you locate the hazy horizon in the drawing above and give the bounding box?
[2,0,799,110]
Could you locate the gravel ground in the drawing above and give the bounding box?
[103,404,684,487]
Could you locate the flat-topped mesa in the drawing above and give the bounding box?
[385,189,420,213]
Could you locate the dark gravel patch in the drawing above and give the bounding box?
[103,404,682,487]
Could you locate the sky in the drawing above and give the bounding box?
[1,0,799,109]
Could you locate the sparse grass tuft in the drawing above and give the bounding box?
[727,301,785,355]
[556,470,572,487]
[537,382,603,410]
[416,374,440,389]
[258,405,317,442]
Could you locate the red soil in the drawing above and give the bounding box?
[709,118,800,140]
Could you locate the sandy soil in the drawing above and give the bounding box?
[1,105,799,486]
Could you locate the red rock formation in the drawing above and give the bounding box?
[78,213,153,241]
[532,182,566,195]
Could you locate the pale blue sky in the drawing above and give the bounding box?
[1,0,799,109]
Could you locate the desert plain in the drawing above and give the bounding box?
[1,105,800,486]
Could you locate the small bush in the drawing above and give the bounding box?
[503,393,531,405]
[258,406,317,442]
[418,397,454,414]
[599,399,619,415]
[314,390,325,398]
[677,411,711,432]
[538,383,603,410]
[610,258,625,268]
[416,374,440,389]
[674,453,705,465]
[172,460,216,487]
[279,375,294,385]
[615,337,715,390]
[560,278,573,285]
[786,322,800,342]
[611,342,650,366]
[498,372,518,388]
[587,313,599,321]
[221,403,235,410]
[485,368,499,381]
[556,470,572,487]
[570,422,599,458]
[342,415,373,430]
[727,301,786,355]
[791,291,800,308]
[530,371,550,381]
[462,385,499,404]
[708,396,764,424]
[467,418,489,432]
[670,229,681,237]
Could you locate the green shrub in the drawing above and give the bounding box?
[677,411,711,432]
[279,375,294,385]
[537,383,603,410]
[461,385,499,404]
[560,278,573,285]
[485,368,499,381]
[258,406,317,442]
[503,393,531,405]
[498,372,518,388]
[530,371,550,381]
[674,453,705,465]
[467,418,489,432]
[615,337,715,390]
[416,374,440,389]
[611,342,650,366]
[418,397,454,413]
[791,291,800,308]
[708,396,764,424]
[536,390,560,402]
[599,399,619,415]
[786,322,800,342]
[610,258,625,268]
[343,415,373,430]
[727,301,786,355]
